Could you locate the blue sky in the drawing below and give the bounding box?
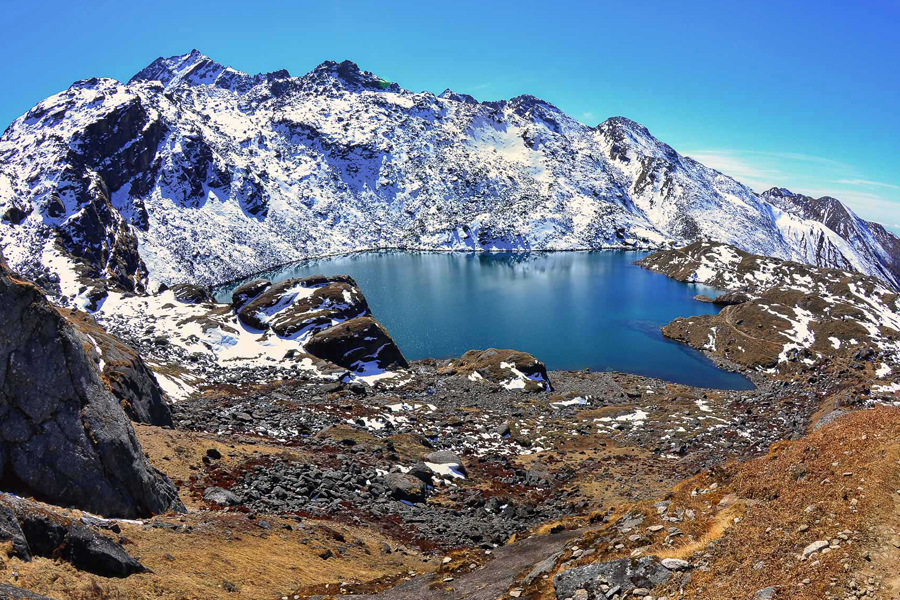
[2,0,898,230]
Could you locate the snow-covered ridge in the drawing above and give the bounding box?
[0,50,897,291]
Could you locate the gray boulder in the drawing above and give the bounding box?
[65,525,146,577]
[203,486,241,506]
[0,250,184,518]
[0,584,58,599]
[554,556,672,599]
[423,450,467,476]
[384,473,427,503]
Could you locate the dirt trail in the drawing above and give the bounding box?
[356,528,583,600]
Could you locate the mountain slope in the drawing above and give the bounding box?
[0,50,897,291]
[762,186,900,287]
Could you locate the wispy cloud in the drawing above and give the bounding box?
[683,150,786,192]
[683,148,900,229]
[833,178,900,191]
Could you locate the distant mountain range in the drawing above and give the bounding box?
[1,49,897,290]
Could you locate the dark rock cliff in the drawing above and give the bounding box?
[0,250,183,517]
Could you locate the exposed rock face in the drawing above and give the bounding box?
[553,556,672,599]
[445,348,551,392]
[0,500,29,559]
[306,316,408,372]
[231,278,271,308]
[62,309,173,426]
[0,251,184,517]
[637,241,900,378]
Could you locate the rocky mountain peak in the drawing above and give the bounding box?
[598,116,653,138]
[762,186,798,199]
[2,51,899,293]
[129,50,290,93]
[306,59,397,92]
[507,94,560,111]
[598,115,681,164]
[129,49,219,86]
[438,88,479,104]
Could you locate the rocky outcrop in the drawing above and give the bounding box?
[232,274,407,373]
[444,348,551,392]
[694,290,751,305]
[231,278,271,308]
[638,242,900,376]
[0,250,184,517]
[169,283,214,304]
[306,316,408,371]
[1,495,145,577]
[236,275,368,336]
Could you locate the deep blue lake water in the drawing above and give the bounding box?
[215,251,753,390]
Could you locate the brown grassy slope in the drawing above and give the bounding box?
[526,405,900,600]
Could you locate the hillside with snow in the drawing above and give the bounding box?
[0,50,897,290]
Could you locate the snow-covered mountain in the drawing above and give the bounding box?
[1,49,898,292]
[761,187,900,287]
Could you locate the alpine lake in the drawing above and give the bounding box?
[215,251,754,390]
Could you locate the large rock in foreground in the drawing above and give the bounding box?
[1,495,145,577]
[0,251,183,518]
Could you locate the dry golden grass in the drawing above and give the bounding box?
[5,511,436,600]
[655,500,747,560]
[521,406,900,600]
